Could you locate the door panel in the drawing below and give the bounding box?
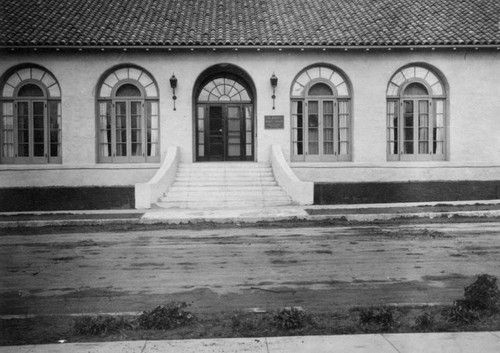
[17,102,29,158]
[32,101,45,157]
[226,106,241,159]
[307,101,319,156]
[208,106,224,161]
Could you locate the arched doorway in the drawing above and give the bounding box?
[194,65,255,161]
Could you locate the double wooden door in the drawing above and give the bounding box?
[196,104,253,161]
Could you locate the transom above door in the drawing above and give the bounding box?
[195,76,254,161]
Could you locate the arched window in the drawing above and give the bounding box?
[0,65,62,164]
[290,65,352,162]
[97,66,159,163]
[387,64,447,161]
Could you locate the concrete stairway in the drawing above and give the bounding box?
[156,162,294,209]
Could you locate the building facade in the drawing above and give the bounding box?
[1,0,499,210]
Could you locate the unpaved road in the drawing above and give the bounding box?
[1,223,500,315]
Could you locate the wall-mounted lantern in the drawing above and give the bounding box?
[169,74,178,111]
[270,73,278,110]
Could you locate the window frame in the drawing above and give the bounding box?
[290,66,352,162]
[96,66,160,164]
[386,65,447,162]
[0,67,62,164]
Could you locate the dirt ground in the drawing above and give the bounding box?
[1,222,500,316]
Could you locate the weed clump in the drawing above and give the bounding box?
[74,315,131,336]
[414,312,435,332]
[358,306,396,331]
[137,302,194,330]
[463,274,500,311]
[273,307,311,330]
[448,299,480,325]
[447,274,500,325]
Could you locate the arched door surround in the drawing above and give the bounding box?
[193,64,256,162]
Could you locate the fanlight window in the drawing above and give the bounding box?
[386,65,447,161]
[291,66,350,98]
[99,67,158,99]
[198,77,251,102]
[2,67,61,99]
[97,66,159,163]
[290,65,351,162]
[387,65,444,97]
[0,66,62,164]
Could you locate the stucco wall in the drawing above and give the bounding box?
[0,49,499,187]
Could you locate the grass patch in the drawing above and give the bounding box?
[273,307,312,330]
[414,311,435,332]
[357,306,396,332]
[74,315,132,336]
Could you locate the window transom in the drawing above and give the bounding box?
[197,77,251,102]
[291,66,350,98]
[98,67,158,99]
[387,65,445,97]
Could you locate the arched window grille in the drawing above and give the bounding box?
[387,64,447,161]
[290,65,352,162]
[0,65,62,164]
[197,77,251,102]
[97,66,160,163]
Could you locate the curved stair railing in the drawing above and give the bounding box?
[135,145,180,209]
[270,145,314,205]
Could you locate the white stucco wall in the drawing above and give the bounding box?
[0,49,499,187]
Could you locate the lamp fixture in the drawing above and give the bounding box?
[169,74,178,111]
[270,73,278,110]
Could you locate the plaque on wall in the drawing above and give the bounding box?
[264,115,284,129]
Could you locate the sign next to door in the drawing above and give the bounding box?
[264,115,284,129]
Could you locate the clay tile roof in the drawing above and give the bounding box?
[1,0,499,48]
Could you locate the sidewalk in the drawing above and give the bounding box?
[1,332,500,352]
[2,200,500,228]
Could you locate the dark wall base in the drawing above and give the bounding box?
[314,181,500,205]
[0,187,135,212]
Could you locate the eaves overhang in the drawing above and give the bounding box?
[2,44,500,52]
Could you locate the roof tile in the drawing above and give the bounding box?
[1,0,499,47]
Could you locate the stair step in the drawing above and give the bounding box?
[177,170,271,175]
[174,180,277,185]
[178,163,270,168]
[155,162,293,209]
[168,185,282,192]
[156,200,294,209]
[161,194,290,202]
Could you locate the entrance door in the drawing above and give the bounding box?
[195,75,254,162]
[198,104,253,161]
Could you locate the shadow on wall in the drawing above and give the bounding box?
[0,187,135,212]
[314,181,500,205]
